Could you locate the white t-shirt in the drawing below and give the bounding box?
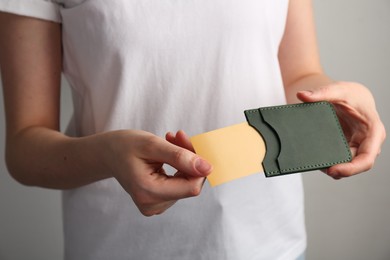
[0,0,306,259]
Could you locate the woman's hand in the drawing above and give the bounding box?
[99,130,212,216]
[297,81,386,179]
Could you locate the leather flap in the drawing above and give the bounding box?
[244,108,281,176]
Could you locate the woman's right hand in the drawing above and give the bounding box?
[97,130,212,216]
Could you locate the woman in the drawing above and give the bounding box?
[0,0,385,259]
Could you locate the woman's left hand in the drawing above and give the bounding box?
[297,81,386,179]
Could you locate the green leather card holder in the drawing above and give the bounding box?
[244,102,352,177]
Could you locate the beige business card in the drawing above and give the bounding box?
[191,122,265,186]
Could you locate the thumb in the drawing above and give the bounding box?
[296,90,316,102]
[296,86,345,103]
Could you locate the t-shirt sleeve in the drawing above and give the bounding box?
[0,0,62,23]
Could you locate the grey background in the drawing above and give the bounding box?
[0,0,389,259]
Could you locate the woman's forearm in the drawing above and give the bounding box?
[5,126,111,189]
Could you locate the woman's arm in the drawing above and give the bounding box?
[278,0,332,102]
[0,12,113,188]
[0,12,211,216]
[278,0,386,179]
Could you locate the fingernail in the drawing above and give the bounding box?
[299,90,313,96]
[195,158,212,174]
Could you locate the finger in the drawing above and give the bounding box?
[296,85,347,103]
[327,135,380,178]
[148,171,206,201]
[174,130,195,152]
[165,131,176,144]
[131,169,205,216]
[137,198,177,217]
[144,136,212,177]
[174,170,207,185]
[327,153,374,179]
[166,130,194,152]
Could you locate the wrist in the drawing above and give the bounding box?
[73,132,117,181]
